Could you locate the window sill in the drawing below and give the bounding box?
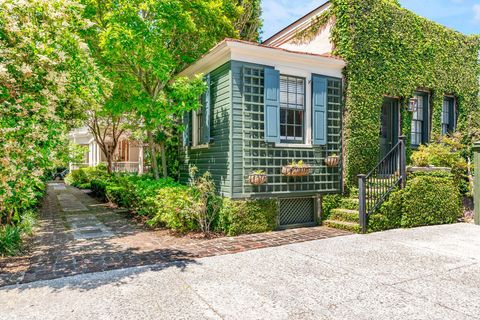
[191,143,210,150]
[275,143,313,149]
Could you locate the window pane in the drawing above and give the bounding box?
[279,75,305,143]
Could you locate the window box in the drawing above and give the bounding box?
[281,161,311,177]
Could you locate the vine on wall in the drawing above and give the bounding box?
[302,0,480,185]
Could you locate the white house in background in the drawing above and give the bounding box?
[68,127,144,173]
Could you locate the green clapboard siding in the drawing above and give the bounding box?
[231,61,343,198]
[180,60,343,199]
[179,62,232,196]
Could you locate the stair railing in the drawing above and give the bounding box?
[358,136,407,233]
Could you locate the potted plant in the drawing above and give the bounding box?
[248,170,267,185]
[281,160,311,177]
[324,153,340,167]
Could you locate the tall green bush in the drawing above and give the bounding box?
[400,175,462,228]
[217,198,278,236]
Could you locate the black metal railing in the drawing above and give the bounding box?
[358,136,407,233]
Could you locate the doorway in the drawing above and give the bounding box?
[379,98,400,159]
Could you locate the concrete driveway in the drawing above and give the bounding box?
[1,223,479,320]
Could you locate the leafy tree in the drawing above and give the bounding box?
[0,0,106,224]
[82,0,243,179]
[235,0,263,42]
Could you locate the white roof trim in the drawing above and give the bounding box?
[262,1,331,47]
[179,39,344,77]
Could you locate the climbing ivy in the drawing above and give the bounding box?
[301,0,480,185]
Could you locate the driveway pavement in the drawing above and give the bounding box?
[1,223,479,320]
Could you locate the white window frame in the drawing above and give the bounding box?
[191,109,209,149]
[274,66,313,148]
[442,95,456,135]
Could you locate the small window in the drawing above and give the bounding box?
[191,77,210,147]
[410,92,429,147]
[279,75,305,144]
[442,97,455,135]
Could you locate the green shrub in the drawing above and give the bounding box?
[400,175,462,228]
[65,165,109,188]
[146,186,198,232]
[217,198,278,236]
[90,179,110,199]
[370,190,403,232]
[322,194,343,221]
[65,168,88,186]
[18,210,37,235]
[411,139,469,195]
[0,225,22,256]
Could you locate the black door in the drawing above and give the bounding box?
[379,98,399,159]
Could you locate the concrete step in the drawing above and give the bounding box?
[323,219,360,233]
[330,208,359,223]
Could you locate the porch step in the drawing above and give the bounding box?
[338,198,359,210]
[330,208,359,223]
[323,220,360,233]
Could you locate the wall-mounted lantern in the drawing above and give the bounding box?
[408,98,418,112]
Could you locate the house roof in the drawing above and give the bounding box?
[179,38,344,77]
[262,1,331,47]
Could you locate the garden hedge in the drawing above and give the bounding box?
[371,174,462,231]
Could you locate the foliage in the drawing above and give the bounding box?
[322,194,343,220]
[235,0,263,42]
[217,198,278,236]
[0,210,37,256]
[65,165,109,188]
[300,0,480,185]
[411,136,470,194]
[0,225,22,257]
[402,175,463,227]
[81,0,244,179]
[188,166,220,234]
[0,0,107,226]
[146,186,199,232]
[369,190,403,232]
[371,175,462,230]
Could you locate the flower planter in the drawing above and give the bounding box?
[281,165,311,177]
[248,173,267,185]
[324,155,340,167]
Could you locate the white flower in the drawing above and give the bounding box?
[0,64,8,78]
[20,63,33,77]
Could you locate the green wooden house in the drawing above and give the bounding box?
[179,39,345,228]
[180,0,479,231]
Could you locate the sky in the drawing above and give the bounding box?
[261,0,480,41]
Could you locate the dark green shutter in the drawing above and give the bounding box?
[264,68,280,143]
[448,98,456,132]
[182,111,190,147]
[312,75,328,145]
[422,93,429,144]
[202,74,211,144]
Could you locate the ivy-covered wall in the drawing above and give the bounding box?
[324,0,480,185]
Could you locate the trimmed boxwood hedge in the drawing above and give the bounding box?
[370,174,462,231]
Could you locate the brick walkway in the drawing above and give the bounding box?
[0,183,350,287]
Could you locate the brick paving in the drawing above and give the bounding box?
[0,183,350,287]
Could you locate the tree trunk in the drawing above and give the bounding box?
[148,130,160,180]
[160,142,167,178]
[106,154,113,174]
